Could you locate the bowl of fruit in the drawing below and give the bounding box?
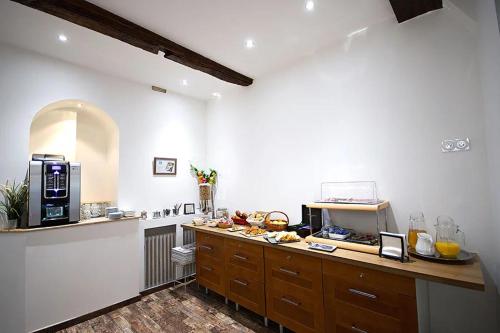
[231,210,249,225]
[246,212,266,227]
[265,211,289,231]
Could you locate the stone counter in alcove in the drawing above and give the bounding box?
[0,215,139,233]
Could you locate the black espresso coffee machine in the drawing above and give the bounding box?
[22,154,81,228]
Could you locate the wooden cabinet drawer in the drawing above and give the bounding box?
[197,255,225,296]
[225,239,264,279]
[265,247,324,333]
[323,260,415,296]
[323,260,418,333]
[334,301,401,333]
[265,247,322,292]
[327,278,405,319]
[226,267,266,316]
[196,232,224,260]
[266,283,324,333]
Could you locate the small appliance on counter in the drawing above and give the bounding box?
[287,205,322,238]
[22,154,81,228]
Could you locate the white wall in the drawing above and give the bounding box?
[76,105,119,203]
[477,0,500,284]
[207,5,497,333]
[29,109,77,161]
[0,43,207,213]
[474,0,500,328]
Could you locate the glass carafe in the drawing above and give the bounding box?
[435,216,465,258]
[408,212,427,250]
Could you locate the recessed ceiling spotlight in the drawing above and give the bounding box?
[181,79,188,86]
[212,92,222,99]
[245,39,255,49]
[305,0,315,11]
[58,34,68,42]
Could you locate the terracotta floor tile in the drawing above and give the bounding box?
[58,284,280,333]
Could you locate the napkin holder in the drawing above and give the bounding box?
[379,232,409,263]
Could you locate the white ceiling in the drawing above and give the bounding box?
[0,0,395,100]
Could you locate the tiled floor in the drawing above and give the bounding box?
[58,284,280,333]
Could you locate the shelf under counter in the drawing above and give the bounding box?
[182,223,485,291]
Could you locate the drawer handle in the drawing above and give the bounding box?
[279,267,299,276]
[280,296,300,307]
[199,245,213,251]
[233,279,248,286]
[348,288,377,300]
[233,254,248,261]
[201,265,213,272]
[351,326,368,333]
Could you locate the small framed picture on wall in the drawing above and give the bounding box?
[184,203,196,215]
[153,157,177,175]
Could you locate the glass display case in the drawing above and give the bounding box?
[317,181,381,205]
[305,181,390,253]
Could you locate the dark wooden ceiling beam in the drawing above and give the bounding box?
[11,0,253,86]
[389,0,443,23]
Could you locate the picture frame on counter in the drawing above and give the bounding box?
[153,157,177,175]
[184,203,195,215]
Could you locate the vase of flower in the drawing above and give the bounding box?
[0,180,28,230]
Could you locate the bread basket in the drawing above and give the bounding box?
[246,211,267,227]
[264,211,289,231]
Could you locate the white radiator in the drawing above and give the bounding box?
[144,225,176,289]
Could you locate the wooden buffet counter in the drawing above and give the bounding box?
[183,224,484,333]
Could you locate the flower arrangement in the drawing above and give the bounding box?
[190,164,217,185]
[0,180,28,221]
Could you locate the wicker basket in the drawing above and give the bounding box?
[246,211,267,227]
[265,211,289,231]
[217,221,232,229]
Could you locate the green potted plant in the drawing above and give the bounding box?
[0,181,28,230]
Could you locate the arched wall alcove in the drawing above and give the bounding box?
[29,100,119,204]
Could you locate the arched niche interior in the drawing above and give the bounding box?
[29,100,119,204]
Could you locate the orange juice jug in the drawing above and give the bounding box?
[435,216,465,259]
[408,212,426,249]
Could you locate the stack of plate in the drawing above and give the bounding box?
[123,210,136,217]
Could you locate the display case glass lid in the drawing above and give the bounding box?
[317,181,381,205]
